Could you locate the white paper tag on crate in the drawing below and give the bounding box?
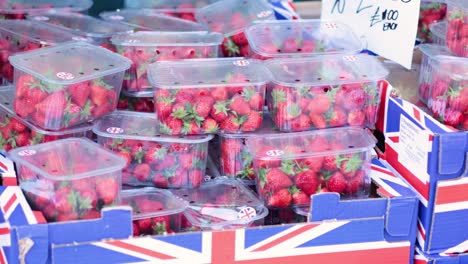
[321,0,420,69]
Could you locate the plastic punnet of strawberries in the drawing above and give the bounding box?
[245,20,363,60]
[94,111,213,189]
[417,1,447,43]
[418,44,452,104]
[123,0,221,22]
[427,56,468,130]
[195,0,275,57]
[27,11,134,52]
[121,188,188,236]
[111,31,222,97]
[8,42,131,130]
[0,20,81,85]
[148,58,271,135]
[446,0,467,57]
[172,177,268,231]
[0,0,92,20]
[8,138,125,222]
[265,54,389,132]
[100,9,205,32]
[117,93,155,113]
[245,127,376,209]
[0,86,93,151]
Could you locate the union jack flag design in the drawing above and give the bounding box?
[268,0,299,20]
[414,245,468,264]
[0,152,16,186]
[381,85,468,255]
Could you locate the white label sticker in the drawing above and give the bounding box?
[233,60,250,67]
[265,149,284,157]
[34,16,50,21]
[322,22,338,29]
[257,10,273,18]
[109,15,124,20]
[343,55,357,62]
[106,127,124,134]
[238,207,257,221]
[321,0,420,69]
[397,114,430,183]
[203,175,211,182]
[56,72,75,80]
[18,150,36,156]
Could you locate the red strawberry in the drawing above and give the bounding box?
[365,104,378,124]
[152,173,169,188]
[322,155,338,172]
[328,107,348,127]
[161,117,183,135]
[327,172,346,193]
[15,132,30,147]
[241,111,262,131]
[340,154,363,178]
[14,99,35,117]
[9,118,26,132]
[168,171,188,188]
[79,189,98,208]
[68,81,91,107]
[221,138,242,155]
[91,102,112,118]
[268,188,292,208]
[134,163,151,182]
[220,114,243,132]
[195,97,214,118]
[345,170,366,195]
[35,91,67,119]
[430,79,449,99]
[144,146,167,165]
[231,32,248,46]
[155,98,174,120]
[247,93,264,111]
[90,79,114,106]
[260,168,293,192]
[230,96,251,116]
[54,188,74,213]
[188,169,203,187]
[202,117,219,133]
[15,75,36,98]
[182,121,201,134]
[295,170,319,196]
[443,108,463,127]
[308,94,331,114]
[290,186,311,206]
[300,157,323,172]
[117,151,132,168]
[96,178,118,205]
[309,113,327,129]
[212,87,228,101]
[289,114,310,132]
[343,87,367,111]
[282,38,300,53]
[429,98,447,118]
[347,110,366,126]
[221,37,240,57]
[211,101,229,122]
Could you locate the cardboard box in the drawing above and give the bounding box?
[414,246,468,264]
[1,159,418,263]
[379,83,468,255]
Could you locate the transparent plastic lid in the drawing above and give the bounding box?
[100,9,206,32]
[265,54,389,87]
[93,111,213,143]
[419,44,452,58]
[0,0,92,14]
[0,20,82,46]
[173,177,268,229]
[195,0,275,36]
[246,127,377,160]
[121,188,188,220]
[246,20,363,58]
[446,0,467,10]
[111,31,222,47]
[9,42,132,85]
[125,0,220,10]
[8,138,126,180]
[27,12,135,39]
[429,56,468,80]
[429,21,447,41]
[0,87,94,135]
[148,58,271,89]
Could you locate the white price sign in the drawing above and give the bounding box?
[321,0,420,69]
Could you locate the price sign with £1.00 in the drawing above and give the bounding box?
[321,0,420,69]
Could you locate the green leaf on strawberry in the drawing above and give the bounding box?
[258,168,267,189]
[93,78,113,90]
[171,105,189,119]
[159,123,173,135]
[162,164,178,178]
[80,100,93,120]
[271,89,287,107]
[281,160,296,176]
[153,222,168,235]
[223,37,240,56]
[66,189,80,211]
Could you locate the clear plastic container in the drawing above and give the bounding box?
[418,1,447,43]
[245,127,376,208]
[0,0,92,19]
[117,93,154,113]
[148,58,271,135]
[0,20,82,85]
[217,113,278,184]
[430,21,448,46]
[27,11,135,51]
[9,41,131,130]
[418,44,452,104]
[172,177,268,231]
[446,0,467,57]
[245,20,363,60]
[111,31,222,97]
[9,138,125,222]
[195,0,275,57]
[0,86,93,151]
[427,56,468,130]
[93,110,213,188]
[121,188,188,236]
[100,9,206,32]
[265,54,389,132]
[124,0,221,22]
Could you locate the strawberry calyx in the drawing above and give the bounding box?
[342,154,363,173]
[223,37,240,56]
[80,100,93,120]
[271,89,287,107]
[280,160,296,176]
[449,10,464,20]
[171,104,189,119]
[159,122,173,135]
[93,78,113,90]
[153,222,168,235]
[133,147,146,164]
[258,168,267,189]
[152,147,168,160]
[162,164,178,178]
[289,185,301,195]
[241,87,256,101]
